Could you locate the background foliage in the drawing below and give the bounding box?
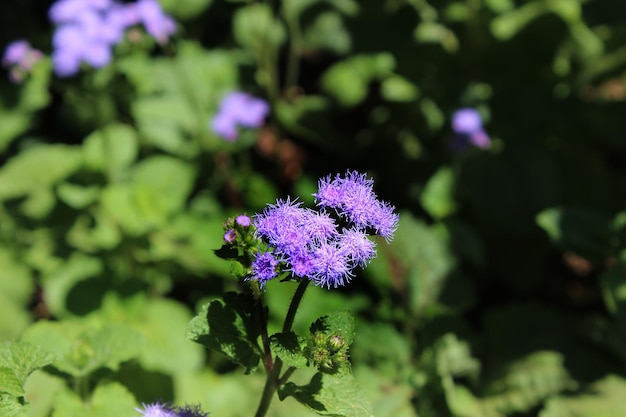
[3,0,626,416]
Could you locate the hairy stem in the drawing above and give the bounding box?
[253,279,309,417]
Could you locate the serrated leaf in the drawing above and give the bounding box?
[21,321,144,378]
[279,372,373,417]
[0,368,24,397]
[0,393,27,417]
[270,332,307,368]
[0,342,55,384]
[186,292,261,372]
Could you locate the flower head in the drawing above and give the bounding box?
[251,251,280,285]
[210,92,269,141]
[173,403,210,417]
[450,108,491,150]
[2,40,43,82]
[246,171,397,289]
[49,0,176,77]
[136,402,177,417]
[235,215,252,227]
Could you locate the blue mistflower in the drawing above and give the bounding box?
[251,251,280,285]
[173,403,210,417]
[235,214,252,227]
[248,170,398,289]
[210,92,269,141]
[450,108,491,150]
[312,242,353,288]
[339,228,376,267]
[136,402,177,417]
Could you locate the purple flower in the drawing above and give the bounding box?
[49,0,176,77]
[3,40,43,82]
[312,242,353,288]
[224,229,237,243]
[339,228,376,266]
[210,92,269,141]
[247,171,398,289]
[251,251,280,285]
[235,215,252,227]
[136,402,177,417]
[136,0,177,43]
[136,402,209,417]
[173,403,209,417]
[314,171,399,241]
[450,108,491,150]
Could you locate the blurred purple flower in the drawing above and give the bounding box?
[49,0,176,77]
[136,0,177,44]
[173,403,209,417]
[450,108,491,150]
[210,92,270,141]
[2,40,43,82]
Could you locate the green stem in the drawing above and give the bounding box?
[283,279,309,333]
[253,279,309,417]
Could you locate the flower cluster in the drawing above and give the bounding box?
[450,108,491,150]
[136,401,208,417]
[49,0,176,77]
[210,92,270,141]
[2,40,43,83]
[248,171,399,289]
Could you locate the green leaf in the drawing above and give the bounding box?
[321,53,395,107]
[420,166,457,220]
[82,123,139,176]
[302,11,351,55]
[310,311,355,347]
[21,321,145,378]
[233,4,286,52]
[0,368,24,397]
[600,260,626,323]
[536,206,612,259]
[540,374,626,417]
[0,144,82,200]
[186,292,261,372]
[0,394,27,417]
[279,371,374,417]
[270,332,307,369]
[130,155,196,224]
[90,382,138,417]
[380,75,420,102]
[0,342,55,384]
[160,0,213,19]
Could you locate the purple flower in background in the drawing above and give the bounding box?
[450,108,491,150]
[2,40,43,82]
[173,403,209,417]
[48,0,176,77]
[210,92,270,141]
